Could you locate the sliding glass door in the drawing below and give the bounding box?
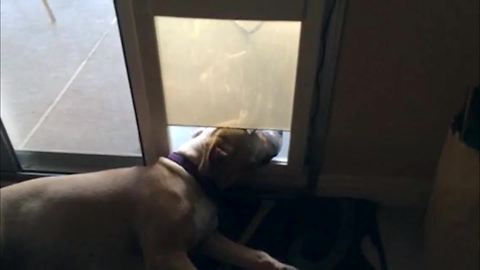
[1,0,333,189]
[0,0,142,172]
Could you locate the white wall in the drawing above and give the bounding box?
[318,0,479,206]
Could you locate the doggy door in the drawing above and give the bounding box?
[155,17,301,162]
[116,0,325,173]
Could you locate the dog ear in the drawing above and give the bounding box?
[209,143,234,169]
[213,145,228,158]
[191,128,205,138]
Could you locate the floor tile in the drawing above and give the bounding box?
[0,0,117,147]
[24,24,141,156]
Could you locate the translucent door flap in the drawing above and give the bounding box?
[155,16,301,131]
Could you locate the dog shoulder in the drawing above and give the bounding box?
[135,162,194,221]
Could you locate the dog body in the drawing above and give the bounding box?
[1,160,212,269]
[1,128,295,270]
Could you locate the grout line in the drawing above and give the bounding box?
[19,18,118,149]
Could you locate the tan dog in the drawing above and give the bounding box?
[0,128,297,270]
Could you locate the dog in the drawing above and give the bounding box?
[0,128,298,270]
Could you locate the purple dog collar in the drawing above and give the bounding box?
[167,152,200,179]
[167,152,220,200]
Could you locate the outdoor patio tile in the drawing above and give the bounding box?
[1,0,117,147]
[24,24,141,156]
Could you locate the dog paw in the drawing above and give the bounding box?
[252,251,298,270]
[278,264,298,270]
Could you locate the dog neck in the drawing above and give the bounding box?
[176,133,211,173]
[167,152,220,200]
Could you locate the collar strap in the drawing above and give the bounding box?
[167,152,220,200]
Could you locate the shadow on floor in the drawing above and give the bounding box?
[191,196,386,270]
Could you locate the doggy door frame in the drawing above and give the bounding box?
[115,0,326,184]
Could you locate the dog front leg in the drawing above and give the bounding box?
[140,222,197,270]
[198,232,297,270]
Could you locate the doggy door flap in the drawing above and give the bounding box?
[154,16,301,131]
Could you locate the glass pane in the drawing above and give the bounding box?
[155,17,301,131]
[0,0,141,164]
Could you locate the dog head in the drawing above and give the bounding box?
[178,128,282,189]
